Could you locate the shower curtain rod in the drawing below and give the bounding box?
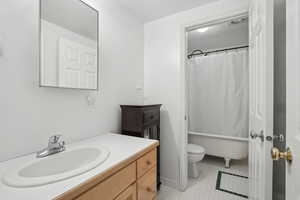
[187,45,249,59]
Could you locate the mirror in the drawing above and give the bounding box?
[39,0,99,90]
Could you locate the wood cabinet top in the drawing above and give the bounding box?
[120,104,162,109]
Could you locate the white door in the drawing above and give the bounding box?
[59,38,97,89]
[59,38,81,88]
[80,47,97,89]
[286,0,300,199]
[248,0,274,200]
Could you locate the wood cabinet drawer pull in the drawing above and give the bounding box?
[146,160,151,165]
[146,187,153,193]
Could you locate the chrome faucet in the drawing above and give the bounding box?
[36,135,66,158]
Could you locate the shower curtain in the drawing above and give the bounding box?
[187,49,249,138]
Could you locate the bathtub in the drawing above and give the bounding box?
[188,132,249,168]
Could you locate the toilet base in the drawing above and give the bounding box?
[188,161,200,178]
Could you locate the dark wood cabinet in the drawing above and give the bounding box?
[120,104,162,189]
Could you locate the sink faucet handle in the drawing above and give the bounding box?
[49,135,62,144]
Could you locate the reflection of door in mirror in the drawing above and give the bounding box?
[58,38,97,89]
[40,0,98,90]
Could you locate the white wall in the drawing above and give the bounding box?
[0,0,144,162]
[144,0,249,188]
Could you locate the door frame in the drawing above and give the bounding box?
[178,9,249,191]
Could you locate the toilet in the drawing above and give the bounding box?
[187,144,206,178]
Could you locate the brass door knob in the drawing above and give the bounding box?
[271,147,293,162]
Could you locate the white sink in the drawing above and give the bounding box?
[2,145,110,187]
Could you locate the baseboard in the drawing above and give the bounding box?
[160,176,180,190]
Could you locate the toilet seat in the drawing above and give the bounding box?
[187,144,205,154]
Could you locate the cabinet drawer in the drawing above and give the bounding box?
[137,167,157,200]
[115,183,136,200]
[137,149,157,178]
[76,162,136,200]
[143,110,159,125]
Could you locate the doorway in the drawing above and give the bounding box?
[182,14,250,199]
[171,1,298,200]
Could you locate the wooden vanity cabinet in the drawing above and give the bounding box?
[55,145,158,200]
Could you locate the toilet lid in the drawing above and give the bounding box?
[187,144,205,154]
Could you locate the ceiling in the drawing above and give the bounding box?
[114,0,220,22]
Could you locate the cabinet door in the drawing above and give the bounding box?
[115,183,136,200]
[138,167,157,200]
[137,149,157,178]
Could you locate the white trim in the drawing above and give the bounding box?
[178,21,188,192]
[286,1,300,199]
[178,8,249,192]
[188,131,249,142]
[161,176,180,190]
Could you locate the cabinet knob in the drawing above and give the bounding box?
[146,187,153,193]
[146,160,152,165]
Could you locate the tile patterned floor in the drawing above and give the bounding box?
[158,156,248,200]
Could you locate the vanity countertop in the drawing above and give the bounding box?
[0,133,158,200]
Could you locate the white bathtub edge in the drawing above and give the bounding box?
[188,131,249,142]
